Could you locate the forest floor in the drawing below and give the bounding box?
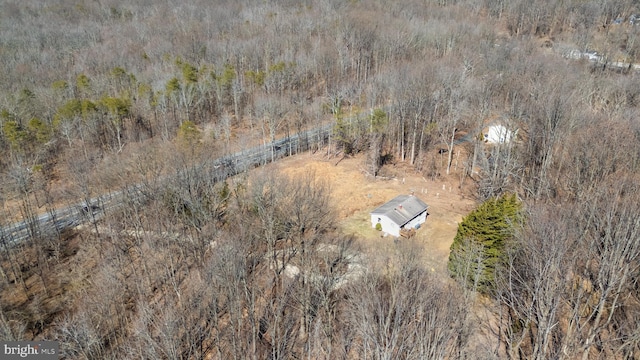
[270,150,478,275]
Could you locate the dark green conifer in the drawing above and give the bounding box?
[448,193,522,293]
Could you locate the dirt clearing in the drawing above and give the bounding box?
[270,151,478,273]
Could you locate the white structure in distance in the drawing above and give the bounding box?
[483,124,516,144]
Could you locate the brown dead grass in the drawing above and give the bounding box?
[269,151,478,274]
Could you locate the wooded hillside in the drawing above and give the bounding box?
[1,0,640,358]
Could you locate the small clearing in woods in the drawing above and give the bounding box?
[270,151,478,274]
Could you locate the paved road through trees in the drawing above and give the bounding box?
[0,124,333,248]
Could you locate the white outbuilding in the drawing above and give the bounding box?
[370,195,429,237]
[483,124,516,144]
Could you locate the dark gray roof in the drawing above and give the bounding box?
[370,195,428,227]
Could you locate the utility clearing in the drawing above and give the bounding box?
[270,152,478,274]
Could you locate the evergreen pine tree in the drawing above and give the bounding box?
[448,193,522,293]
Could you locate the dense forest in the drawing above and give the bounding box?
[1,0,640,358]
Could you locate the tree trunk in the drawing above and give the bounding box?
[446,127,455,175]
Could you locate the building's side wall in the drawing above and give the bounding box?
[404,210,427,230]
[371,214,401,237]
